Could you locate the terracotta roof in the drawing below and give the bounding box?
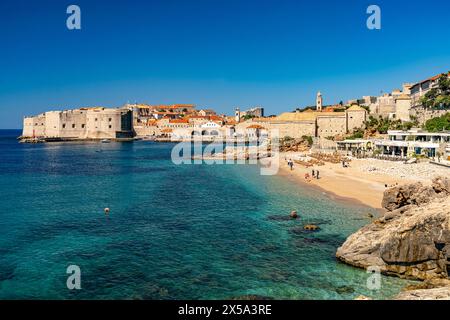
[209,115,223,121]
[169,119,189,123]
[153,111,178,115]
[415,71,450,85]
[153,104,195,109]
[188,116,210,119]
[247,124,266,129]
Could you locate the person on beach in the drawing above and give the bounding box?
[312,169,315,178]
[288,159,294,171]
[316,170,320,179]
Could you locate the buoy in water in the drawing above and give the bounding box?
[104,208,110,215]
[290,211,298,219]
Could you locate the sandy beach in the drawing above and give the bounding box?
[278,152,449,209]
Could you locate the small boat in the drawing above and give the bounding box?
[101,139,111,143]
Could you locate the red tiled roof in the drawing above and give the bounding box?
[247,124,266,129]
[416,71,450,85]
[169,119,189,123]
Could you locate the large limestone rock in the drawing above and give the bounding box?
[336,176,450,281]
[394,287,450,300]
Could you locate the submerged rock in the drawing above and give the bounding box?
[335,285,355,294]
[267,215,293,222]
[258,244,280,252]
[337,176,450,281]
[304,224,320,231]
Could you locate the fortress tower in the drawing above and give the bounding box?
[316,91,323,112]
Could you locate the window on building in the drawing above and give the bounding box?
[72,124,76,128]
[62,124,66,128]
[81,124,85,129]
[95,118,98,121]
[109,125,112,129]
[109,118,112,122]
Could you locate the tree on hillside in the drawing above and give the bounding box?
[423,113,450,132]
[420,73,450,109]
[242,114,256,121]
[364,115,419,134]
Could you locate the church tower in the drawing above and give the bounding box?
[316,91,323,112]
[235,107,241,123]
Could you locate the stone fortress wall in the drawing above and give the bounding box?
[22,107,133,140]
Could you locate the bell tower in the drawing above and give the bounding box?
[316,91,323,112]
[235,107,241,122]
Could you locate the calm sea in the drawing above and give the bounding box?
[0,130,412,299]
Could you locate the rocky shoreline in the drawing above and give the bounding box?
[336,176,450,299]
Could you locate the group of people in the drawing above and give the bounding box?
[304,169,320,181]
[285,157,322,181]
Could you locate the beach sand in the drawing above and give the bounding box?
[278,153,449,209]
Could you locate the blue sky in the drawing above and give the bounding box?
[1,0,450,128]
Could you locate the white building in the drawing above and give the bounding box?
[374,129,450,158]
[410,73,449,107]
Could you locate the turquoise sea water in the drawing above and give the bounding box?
[0,130,413,299]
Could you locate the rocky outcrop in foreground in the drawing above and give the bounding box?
[393,279,450,300]
[336,176,450,281]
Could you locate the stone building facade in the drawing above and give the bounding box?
[236,104,367,139]
[22,107,133,140]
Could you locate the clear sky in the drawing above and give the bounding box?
[1,0,450,128]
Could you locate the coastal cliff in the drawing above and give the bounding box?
[336,176,450,296]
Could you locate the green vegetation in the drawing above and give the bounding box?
[346,128,364,140]
[364,115,419,134]
[420,73,450,109]
[242,114,256,121]
[301,135,313,146]
[360,105,370,112]
[423,112,450,132]
[294,106,315,112]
